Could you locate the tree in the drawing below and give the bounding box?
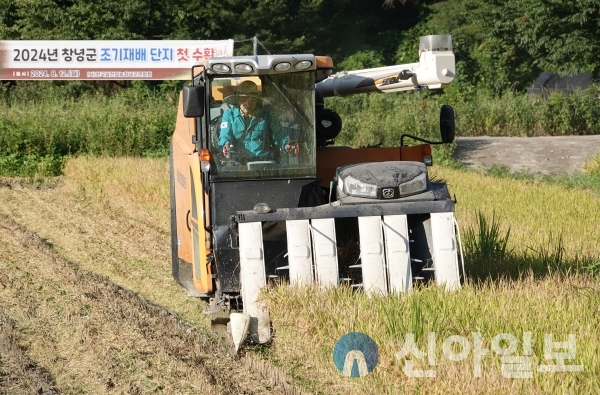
[0,0,177,40]
[398,0,600,94]
[212,0,422,66]
[508,0,600,75]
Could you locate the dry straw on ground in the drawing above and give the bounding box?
[0,157,598,394]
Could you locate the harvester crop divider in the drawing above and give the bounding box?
[310,218,340,288]
[229,312,251,352]
[238,222,271,344]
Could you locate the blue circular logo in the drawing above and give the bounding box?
[332,332,378,377]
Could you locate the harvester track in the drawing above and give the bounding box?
[0,311,58,395]
[0,214,308,395]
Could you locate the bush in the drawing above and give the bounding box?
[327,90,457,164]
[0,86,176,177]
[2,81,598,178]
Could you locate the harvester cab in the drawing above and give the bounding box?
[170,35,462,350]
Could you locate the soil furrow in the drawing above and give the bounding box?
[0,213,306,395]
[0,310,58,395]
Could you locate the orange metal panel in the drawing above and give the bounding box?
[316,56,334,69]
[188,152,213,294]
[173,91,196,155]
[172,92,212,294]
[173,135,193,265]
[400,145,427,162]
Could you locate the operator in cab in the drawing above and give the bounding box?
[218,80,298,162]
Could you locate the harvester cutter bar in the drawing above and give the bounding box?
[236,211,460,344]
[235,199,454,223]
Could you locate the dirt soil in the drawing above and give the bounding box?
[0,213,305,395]
[454,135,600,175]
[0,162,307,395]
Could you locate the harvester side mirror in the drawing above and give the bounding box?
[440,104,455,144]
[183,85,205,118]
[315,108,342,147]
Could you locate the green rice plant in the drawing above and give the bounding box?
[583,258,600,277]
[525,232,565,273]
[407,293,424,339]
[463,210,511,270]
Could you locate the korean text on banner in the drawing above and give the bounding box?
[0,40,234,80]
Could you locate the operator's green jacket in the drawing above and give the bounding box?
[218,107,288,159]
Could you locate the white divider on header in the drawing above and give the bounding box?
[0,39,234,80]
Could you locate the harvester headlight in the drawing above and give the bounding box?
[399,172,427,196]
[274,62,292,72]
[234,64,254,73]
[212,64,231,73]
[294,60,313,70]
[344,175,378,198]
[253,203,271,214]
[336,162,428,201]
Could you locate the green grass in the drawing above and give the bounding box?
[473,161,600,197]
[463,210,511,268]
[0,83,177,178]
[583,258,600,277]
[0,152,68,179]
[462,210,596,281]
[329,86,600,142]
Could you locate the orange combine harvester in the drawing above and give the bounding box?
[170,35,462,350]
